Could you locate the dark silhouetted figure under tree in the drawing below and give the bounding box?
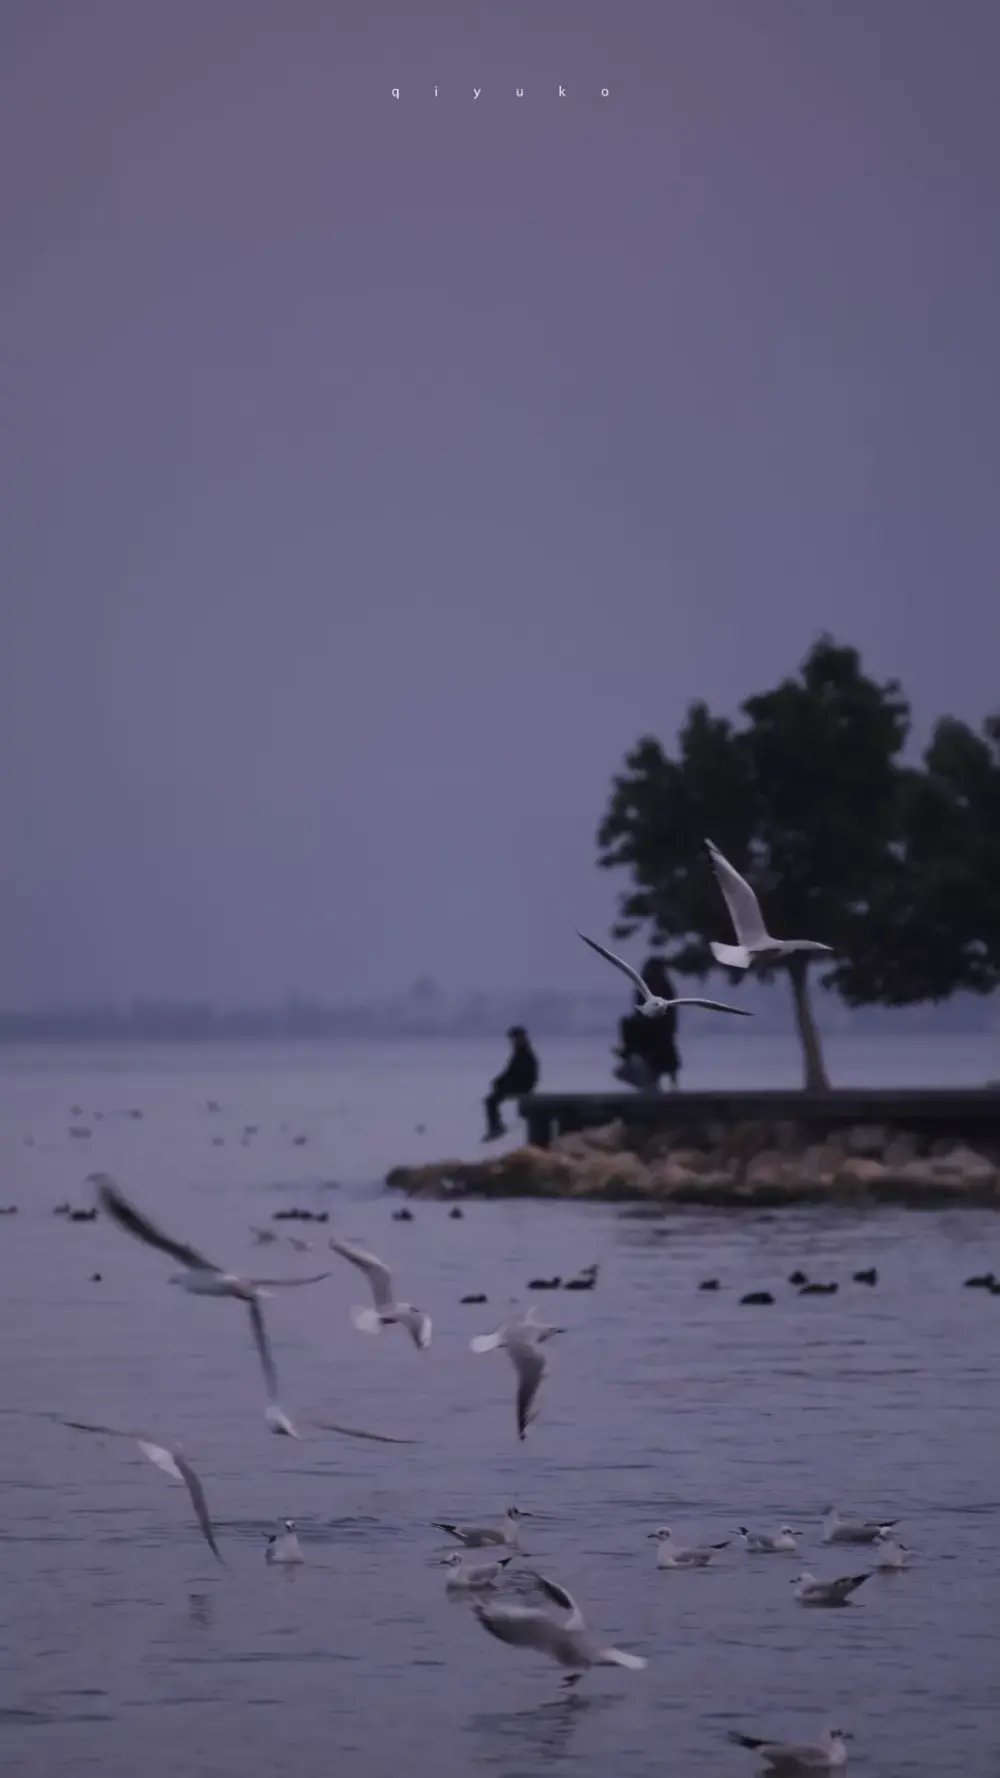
[595,636,914,1092]
[613,957,681,1091]
[483,1027,539,1141]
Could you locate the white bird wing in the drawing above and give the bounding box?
[397,1307,432,1349]
[704,839,769,948]
[94,1177,219,1272]
[577,931,651,1000]
[328,1237,395,1309]
[473,1601,565,1654]
[172,1451,224,1563]
[63,1417,181,1474]
[247,1296,279,1400]
[666,998,752,1016]
[62,1419,222,1561]
[508,1336,547,1439]
[533,1574,585,1629]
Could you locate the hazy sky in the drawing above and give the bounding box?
[3,1,999,1005]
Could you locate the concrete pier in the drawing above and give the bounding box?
[519,1087,1000,1149]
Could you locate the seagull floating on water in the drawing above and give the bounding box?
[703,838,832,972]
[727,1725,852,1771]
[577,931,752,1019]
[442,1551,514,1592]
[821,1506,898,1545]
[875,1539,911,1572]
[61,1420,223,1562]
[265,1519,304,1565]
[328,1236,432,1348]
[471,1306,563,1440]
[738,1526,800,1554]
[648,1527,730,1569]
[92,1175,327,1434]
[473,1573,646,1685]
[792,1571,870,1607]
[433,1506,529,1549]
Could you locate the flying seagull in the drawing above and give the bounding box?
[703,839,832,972]
[327,1236,431,1348]
[727,1725,852,1771]
[61,1419,223,1562]
[471,1307,563,1441]
[576,931,752,1018]
[473,1573,646,1685]
[93,1175,327,1425]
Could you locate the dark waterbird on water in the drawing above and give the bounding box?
[564,1264,599,1292]
[741,1291,774,1306]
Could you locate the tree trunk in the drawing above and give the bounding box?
[787,955,831,1092]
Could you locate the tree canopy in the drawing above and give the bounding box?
[596,636,928,1091]
[837,712,1000,1008]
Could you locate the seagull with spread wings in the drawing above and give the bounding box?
[327,1235,432,1349]
[61,1419,223,1562]
[92,1175,326,1430]
[577,931,752,1018]
[703,838,832,972]
[471,1306,563,1441]
[473,1573,646,1685]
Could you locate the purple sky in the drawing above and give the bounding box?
[2,1,999,1005]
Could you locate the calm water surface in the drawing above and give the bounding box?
[1,1037,999,1777]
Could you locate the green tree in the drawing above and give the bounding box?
[595,637,911,1091]
[837,712,1000,1007]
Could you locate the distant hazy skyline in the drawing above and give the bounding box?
[3,2,999,1006]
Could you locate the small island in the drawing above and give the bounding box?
[386,1101,1000,1207]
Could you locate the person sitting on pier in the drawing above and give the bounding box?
[483,1026,539,1141]
[612,956,681,1092]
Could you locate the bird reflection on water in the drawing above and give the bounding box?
[468,1690,620,1766]
[186,1591,214,1629]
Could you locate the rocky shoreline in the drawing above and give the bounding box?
[385,1117,1000,1207]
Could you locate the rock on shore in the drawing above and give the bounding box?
[385,1119,1000,1206]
